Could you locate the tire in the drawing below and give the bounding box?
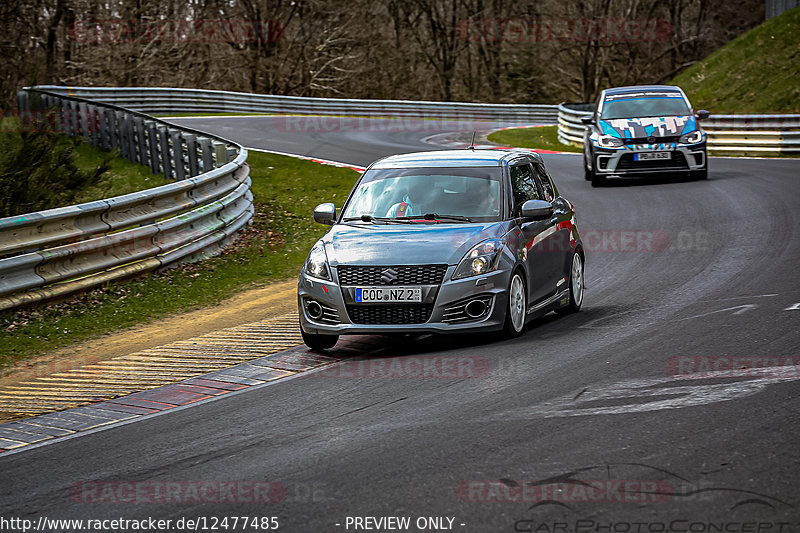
[301,327,338,351]
[590,171,606,187]
[556,251,585,315]
[503,271,527,337]
[692,168,708,180]
[584,157,593,181]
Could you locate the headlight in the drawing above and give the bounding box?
[591,132,624,148]
[304,241,331,280]
[679,130,703,144]
[453,239,504,280]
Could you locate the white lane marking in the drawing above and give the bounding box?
[579,298,777,329]
[504,367,800,419]
[785,302,800,311]
[678,304,757,320]
[246,147,366,171]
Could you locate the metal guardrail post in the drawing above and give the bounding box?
[184,134,199,177]
[158,125,172,179]
[213,142,228,167]
[17,90,28,114]
[134,116,147,165]
[146,121,160,175]
[200,138,214,172]
[78,102,89,140]
[171,131,186,181]
[100,108,112,150]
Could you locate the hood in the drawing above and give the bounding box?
[322,222,507,266]
[599,115,696,139]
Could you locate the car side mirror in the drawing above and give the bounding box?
[313,202,336,225]
[695,110,710,121]
[580,116,593,125]
[521,199,553,220]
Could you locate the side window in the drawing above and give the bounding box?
[510,163,540,217]
[532,162,555,201]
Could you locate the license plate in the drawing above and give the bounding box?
[355,287,422,303]
[635,152,671,161]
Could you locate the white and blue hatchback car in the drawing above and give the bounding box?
[298,150,584,350]
[582,85,710,186]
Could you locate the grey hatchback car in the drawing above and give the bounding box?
[298,149,584,350]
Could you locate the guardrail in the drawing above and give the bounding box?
[0,89,253,312]
[557,103,800,156]
[30,86,559,124]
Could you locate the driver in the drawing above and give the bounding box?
[385,175,425,217]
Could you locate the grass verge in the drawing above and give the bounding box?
[671,7,800,113]
[487,125,582,153]
[0,151,359,372]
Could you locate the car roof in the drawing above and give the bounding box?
[369,149,538,169]
[602,85,684,99]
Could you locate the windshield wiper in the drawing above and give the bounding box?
[421,213,472,223]
[341,215,414,224]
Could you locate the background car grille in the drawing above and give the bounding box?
[623,135,680,145]
[337,265,447,286]
[346,304,433,324]
[617,152,689,171]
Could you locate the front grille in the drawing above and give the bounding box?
[346,304,433,324]
[623,135,680,145]
[616,152,688,171]
[337,265,447,286]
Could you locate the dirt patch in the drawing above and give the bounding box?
[0,279,298,389]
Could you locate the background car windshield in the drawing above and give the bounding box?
[341,167,502,220]
[601,96,690,119]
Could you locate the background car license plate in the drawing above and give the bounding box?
[356,287,422,303]
[635,152,671,161]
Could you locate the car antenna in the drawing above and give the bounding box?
[468,131,476,150]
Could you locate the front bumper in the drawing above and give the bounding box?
[298,265,512,336]
[591,142,706,177]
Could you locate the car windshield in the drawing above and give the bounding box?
[601,94,690,119]
[340,166,502,222]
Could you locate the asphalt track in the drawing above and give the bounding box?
[1,116,799,531]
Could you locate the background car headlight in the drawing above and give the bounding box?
[453,239,504,280]
[679,130,704,144]
[304,241,331,280]
[591,132,624,148]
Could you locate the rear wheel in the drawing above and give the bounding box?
[556,251,584,315]
[504,271,527,337]
[301,327,338,351]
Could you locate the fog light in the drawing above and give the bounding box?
[465,299,487,318]
[306,300,323,320]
